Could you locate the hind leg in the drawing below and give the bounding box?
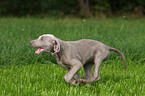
[92,50,110,82]
[84,63,94,80]
[81,50,109,83]
[79,63,93,85]
[90,50,110,82]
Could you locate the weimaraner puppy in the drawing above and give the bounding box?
[30,34,126,86]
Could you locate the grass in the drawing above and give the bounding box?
[0,17,145,96]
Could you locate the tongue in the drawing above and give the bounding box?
[35,48,44,54]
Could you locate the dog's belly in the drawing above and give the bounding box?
[85,57,94,64]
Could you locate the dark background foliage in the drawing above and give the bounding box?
[0,0,145,17]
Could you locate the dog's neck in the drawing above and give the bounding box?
[53,39,66,59]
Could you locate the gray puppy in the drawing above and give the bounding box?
[30,34,126,86]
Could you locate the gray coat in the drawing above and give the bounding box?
[30,34,126,86]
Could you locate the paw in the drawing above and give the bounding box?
[71,80,79,86]
[79,79,87,85]
[89,76,100,82]
[96,76,100,81]
[93,76,100,82]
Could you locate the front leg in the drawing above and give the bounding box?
[56,59,81,84]
[61,64,81,82]
[64,59,83,85]
[74,73,81,81]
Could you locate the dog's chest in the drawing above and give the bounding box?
[60,56,72,67]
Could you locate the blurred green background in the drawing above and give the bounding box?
[0,0,145,17]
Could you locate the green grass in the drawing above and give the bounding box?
[0,17,145,96]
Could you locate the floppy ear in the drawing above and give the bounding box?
[52,39,60,54]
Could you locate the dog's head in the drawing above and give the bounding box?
[30,34,60,55]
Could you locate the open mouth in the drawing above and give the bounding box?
[35,48,45,54]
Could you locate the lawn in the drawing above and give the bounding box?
[0,17,145,96]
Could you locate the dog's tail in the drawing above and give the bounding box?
[108,46,127,71]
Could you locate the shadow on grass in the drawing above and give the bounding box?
[91,74,125,86]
